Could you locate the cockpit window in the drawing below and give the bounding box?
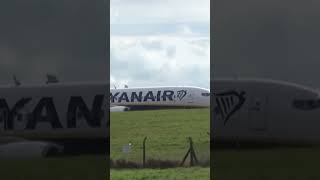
[293,99,320,110]
[201,92,210,96]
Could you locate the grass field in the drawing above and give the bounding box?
[5,107,320,179]
[0,155,108,180]
[110,108,210,162]
[214,147,320,179]
[111,167,210,180]
[4,147,320,180]
[110,108,210,180]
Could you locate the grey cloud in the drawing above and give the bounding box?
[213,0,320,88]
[166,46,176,58]
[111,48,154,81]
[141,40,163,51]
[111,36,209,88]
[0,0,108,84]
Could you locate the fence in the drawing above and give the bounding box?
[110,136,210,169]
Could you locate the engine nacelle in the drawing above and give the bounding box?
[110,106,130,112]
[0,141,64,158]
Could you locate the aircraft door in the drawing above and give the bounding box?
[0,109,8,131]
[248,95,268,132]
[186,90,194,104]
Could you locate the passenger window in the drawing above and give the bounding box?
[293,99,320,110]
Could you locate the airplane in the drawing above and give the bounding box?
[110,86,210,111]
[0,82,210,158]
[10,77,320,156]
[212,78,320,146]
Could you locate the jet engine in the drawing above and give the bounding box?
[0,141,64,158]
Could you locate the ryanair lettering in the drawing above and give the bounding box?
[0,95,106,130]
[110,90,182,103]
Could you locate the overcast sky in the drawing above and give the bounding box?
[214,0,320,89]
[110,0,210,89]
[0,0,108,85]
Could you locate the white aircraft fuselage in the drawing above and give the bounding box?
[0,82,109,156]
[0,83,108,139]
[213,78,320,145]
[110,86,210,110]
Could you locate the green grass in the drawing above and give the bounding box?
[110,108,210,162]
[0,155,108,180]
[213,147,320,180]
[110,108,210,179]
[111,167,210,180]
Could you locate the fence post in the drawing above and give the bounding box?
[180,148,191,166]
[189,137,194,166]
[142,136,147,168]
[180,137,198,167]
[189,137,198,166]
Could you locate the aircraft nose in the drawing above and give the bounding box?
[202,89,210,106]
